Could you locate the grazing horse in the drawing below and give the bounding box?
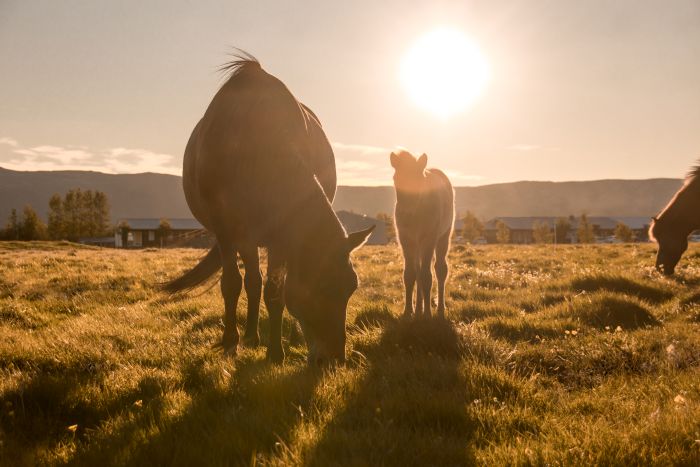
[649,163,700,275]
[163,56,374,364]
[391,150,454,318]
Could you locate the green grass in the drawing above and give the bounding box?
[0,242,699,465]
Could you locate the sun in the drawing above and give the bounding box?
[400,28,490,119]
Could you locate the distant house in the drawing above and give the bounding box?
[483,216,648,244]
[115,212,388,248]
[115,218,213,248]
[78,236,116,248]
[335,211,388,245]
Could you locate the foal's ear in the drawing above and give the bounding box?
[347,225,375,251]
[417,153,428,170]
[390,152,399,168]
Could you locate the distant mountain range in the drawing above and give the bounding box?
[0,166,683,223]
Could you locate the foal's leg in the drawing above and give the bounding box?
[414,256,424,316]
[218,242,242,354]
[419,244,436,317]
[240,245,262,347]
[402,248,418,316]
[264,248,286,364]
[434,232,450,319]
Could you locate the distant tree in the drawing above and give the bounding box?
[375,212,396,243]
[1,209,20,241]
[614,222,635,243]
[495,219,510,244]
[158,218,172,247]
[118,220,130,248]
[532,221,553,244]
[47,193,64,239]
[462,211,484,243]
[555,217,571,244]
[19,205,47,240]
[577,213,595,244]
[91,191,110,236]
[48,189,111,240]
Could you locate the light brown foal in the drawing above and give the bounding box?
[391,150,455,318]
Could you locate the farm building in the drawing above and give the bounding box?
[335,211,388,245]
[116,212,389,248]
[483,216,650,244]
[115,218,213,248]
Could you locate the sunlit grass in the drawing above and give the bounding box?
[0,242,699,465]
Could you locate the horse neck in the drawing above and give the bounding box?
[395,175,429,206]
[285,189,345,268]
[660,179,700,233]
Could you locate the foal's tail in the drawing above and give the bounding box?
[160,245,222,294]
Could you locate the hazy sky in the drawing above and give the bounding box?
[1,0,699,185]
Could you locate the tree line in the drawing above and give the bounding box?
[462,212,637,244]
[0,189,111,241]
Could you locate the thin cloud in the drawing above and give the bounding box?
[332,141,396,185]
[0,137,19,147]
[508,144,541,151]
[0,137,180,175]
[331,142,394,156]
[508,144,560,152]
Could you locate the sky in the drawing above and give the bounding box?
[1,0,699,186]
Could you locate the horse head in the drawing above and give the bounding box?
[649,216,688,276]
[285,226,374,365]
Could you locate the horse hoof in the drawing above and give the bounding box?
[242,334,260,347]
[212,341,238,356]
[267,347,285,365]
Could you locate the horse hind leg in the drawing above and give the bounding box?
[239,245,262,347]
[218,242,242,354]
[434,232,450,319]
[264,248,286,364]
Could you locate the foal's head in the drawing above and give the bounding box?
[390,150,427,195]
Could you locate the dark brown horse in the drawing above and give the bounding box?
[391,150,454,318]
[163,55,373,364]
[649,163,700,275]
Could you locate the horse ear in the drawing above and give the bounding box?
[390,152,398,168]
[417,153,428,170]
[651,216,658,222]
[347,225,375,251]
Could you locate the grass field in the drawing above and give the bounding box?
[0,241,699,466]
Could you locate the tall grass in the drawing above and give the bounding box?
[0,242,698,465]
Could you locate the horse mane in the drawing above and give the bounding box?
[217,50,261,81]
[685,161,700,183]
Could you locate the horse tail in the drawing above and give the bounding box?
[160,245,222,294]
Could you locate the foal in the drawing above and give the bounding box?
[391,150,455,318]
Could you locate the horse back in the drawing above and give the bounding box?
[183,63,328,244]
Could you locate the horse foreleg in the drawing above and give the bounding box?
[264,249,286,364]
[419,245,435,317]
[218,242,242,354]
[402,251,418,317]
[240,245,262,347]
[434,232,450,319]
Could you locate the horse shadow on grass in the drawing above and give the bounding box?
[303,311,477,465]
[68,353,322,465]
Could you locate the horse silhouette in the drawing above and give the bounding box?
[650,163,700,275]
[391,150,454,318]
[163,54,373,364]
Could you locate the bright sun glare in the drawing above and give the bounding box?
[400,28,490,119]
